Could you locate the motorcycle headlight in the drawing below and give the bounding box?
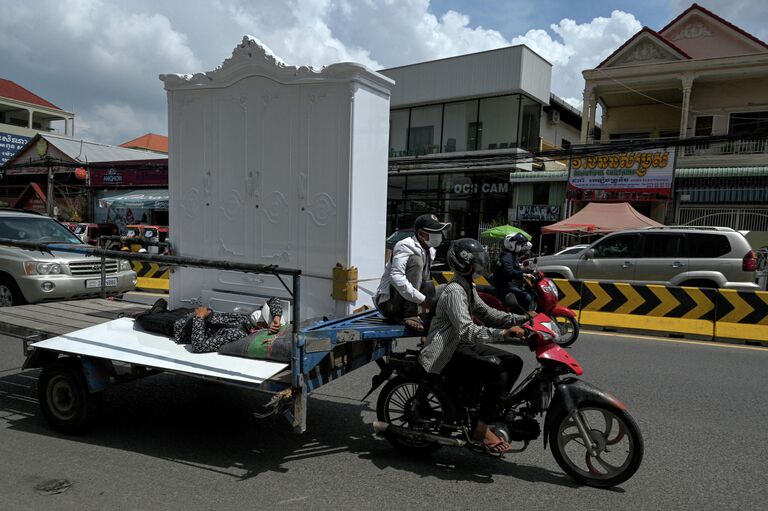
[119,260,132,271]
[24,261,63,275]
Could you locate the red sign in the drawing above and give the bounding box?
[89,165,168,187]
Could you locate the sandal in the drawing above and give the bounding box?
[477,438,513,455]
[403,316,425,332]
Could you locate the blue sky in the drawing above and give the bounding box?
[1,0,765,144]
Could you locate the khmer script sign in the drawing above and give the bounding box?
[568,147,676,197]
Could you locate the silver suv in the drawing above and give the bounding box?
[0,210,137,306]
[536,226,759,289]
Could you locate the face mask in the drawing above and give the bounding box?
[425,232,443,248]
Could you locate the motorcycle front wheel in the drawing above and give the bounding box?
[376,376,446,455]
[549,402,644,488]
[553,315,579,347]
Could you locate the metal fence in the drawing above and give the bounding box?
[676,207,768,231]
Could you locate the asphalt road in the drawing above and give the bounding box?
[1,329,767,510]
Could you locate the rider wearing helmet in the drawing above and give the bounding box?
[419,238,527,454]
[493,232,532,311]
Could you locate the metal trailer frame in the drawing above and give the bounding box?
[1,238,409,433]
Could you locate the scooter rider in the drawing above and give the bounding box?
[419,238,527,454]
[493,232,533,312]
[375,214,450,332]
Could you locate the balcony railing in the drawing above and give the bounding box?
[683,135,768,157]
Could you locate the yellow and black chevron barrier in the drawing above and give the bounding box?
[431,271,490,286]
[432,271,767,343]
[714,290,768,342]
[131,261,170,292]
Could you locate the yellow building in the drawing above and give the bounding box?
[579,3,768,228]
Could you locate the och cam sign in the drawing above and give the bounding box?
[568,147,676,197]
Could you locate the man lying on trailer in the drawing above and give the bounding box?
[174,298,286,353]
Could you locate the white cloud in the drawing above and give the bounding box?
[0,0,645,143]
[512,11,642,108]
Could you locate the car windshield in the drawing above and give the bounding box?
[0,217,82,244]
[558,246,586,255]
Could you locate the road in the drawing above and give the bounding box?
[1,329,767,510]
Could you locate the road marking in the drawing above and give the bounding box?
[583,329,768,352]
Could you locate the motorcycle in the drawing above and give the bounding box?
[477,266,579,347]
[370,312,644,488]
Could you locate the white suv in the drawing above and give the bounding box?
[0,210,137,306]
[536,226,759,289]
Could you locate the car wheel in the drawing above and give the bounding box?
[0,276,24,307]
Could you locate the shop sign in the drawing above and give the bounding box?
[89,165,168,187]
[451,182,509,194]
[568,147,676,197]
[102,168,123,184]
[0,132,32,166]
[517,205,560,222]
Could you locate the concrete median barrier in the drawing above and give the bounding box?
[431,271,767,344]
[131,261,170,292]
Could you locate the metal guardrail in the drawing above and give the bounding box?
[0,238,303,335]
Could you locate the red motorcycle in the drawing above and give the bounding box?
[372,312,644,488]
[478,269,579,347]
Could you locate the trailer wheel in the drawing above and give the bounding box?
[38,357,102,434]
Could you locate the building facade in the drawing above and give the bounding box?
[0,79,74,166]
[578,3,768,230]
[381,46,580,244]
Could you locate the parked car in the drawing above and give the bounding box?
[535,226,759,289]
[0,210,137,306]
[74,223,120,246]
[554,244,589,256]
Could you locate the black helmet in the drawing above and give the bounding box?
[447,238,490,275]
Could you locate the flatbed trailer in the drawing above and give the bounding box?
[2,238,409,434]
[23,308,407,434]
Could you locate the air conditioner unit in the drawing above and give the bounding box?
[548,109,561,123]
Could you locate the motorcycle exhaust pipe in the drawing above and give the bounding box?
[373,421,466,447]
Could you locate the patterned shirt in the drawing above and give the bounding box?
[173,298,283,353]
[418,278,527,374]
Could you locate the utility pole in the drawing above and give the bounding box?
[46,157,54,217]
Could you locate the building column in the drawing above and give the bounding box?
[580,87,593,144]
[28,109,34,129]
[679,74,694,139]
[587,90,597,143]
[599,99,609,142]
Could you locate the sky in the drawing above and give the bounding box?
[1,0,766,146]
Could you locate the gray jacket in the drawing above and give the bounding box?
[418,278,527,374]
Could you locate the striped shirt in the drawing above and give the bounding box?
[418,278,527,374]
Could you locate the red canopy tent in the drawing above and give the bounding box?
[542,202,663,234]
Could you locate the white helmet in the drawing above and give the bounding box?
[503,232,528,253]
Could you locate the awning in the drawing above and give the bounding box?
[99,189,169,209]
[675,167,768,178]
[508,171,568,183]
[542,202,663,234]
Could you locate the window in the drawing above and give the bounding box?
[408,105,442,155]
[389,109,409,155]
[592,234,639,259]
[467,121,482,151]
[729,111,768,136]
[687,234,731,258]
[532,183,549,205]
[641,234,684,258]
[479,95,519,150]
[561,138,571,149]
[442,100,478,152]
[519,96,541,151]
[694,116,713,137]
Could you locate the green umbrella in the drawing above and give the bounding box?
[481,224,532,240]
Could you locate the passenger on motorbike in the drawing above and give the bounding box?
[418,238,528,454]
[492,232,533,312]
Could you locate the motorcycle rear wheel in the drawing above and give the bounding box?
[549,402,643,488]
[376,376,445,455]
[553,315,579,347]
